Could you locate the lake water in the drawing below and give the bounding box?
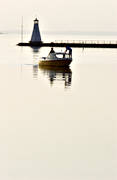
[0,32,117,180]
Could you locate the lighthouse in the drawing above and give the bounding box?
[30,18,42,44]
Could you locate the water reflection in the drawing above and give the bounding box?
[39,66,72,88]
[31,47,40,53]
[32,64,38,79]
[32,47,40,79]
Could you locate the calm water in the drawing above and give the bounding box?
[0,33,117,180]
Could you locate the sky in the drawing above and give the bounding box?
[0,0,117,32]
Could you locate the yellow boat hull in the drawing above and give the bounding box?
[39,59,72,67]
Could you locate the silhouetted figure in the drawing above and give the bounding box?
[49,47,55,54]
[65,46,72,58]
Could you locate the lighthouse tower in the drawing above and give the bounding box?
[30,18,42,43]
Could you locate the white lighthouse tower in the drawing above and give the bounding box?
[30,18,42,43]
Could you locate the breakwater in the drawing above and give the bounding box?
[17,40,117,48]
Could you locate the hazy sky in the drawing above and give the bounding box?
[0,0,117,32]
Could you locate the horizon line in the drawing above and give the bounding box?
[1,30,117,36]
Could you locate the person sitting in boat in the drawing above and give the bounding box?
[49,47,55,54]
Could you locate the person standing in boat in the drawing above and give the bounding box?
[65,46,72,58]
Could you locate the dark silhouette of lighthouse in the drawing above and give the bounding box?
[30,18,42,44]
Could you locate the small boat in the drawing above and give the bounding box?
[39,47,72,67]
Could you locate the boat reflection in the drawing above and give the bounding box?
[39,66,72,88]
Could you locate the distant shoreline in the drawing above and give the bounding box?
[2,30,117,36]
[42,31,117,36]
[0,32,5,35]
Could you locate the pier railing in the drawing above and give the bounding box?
[54,40,117,44]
